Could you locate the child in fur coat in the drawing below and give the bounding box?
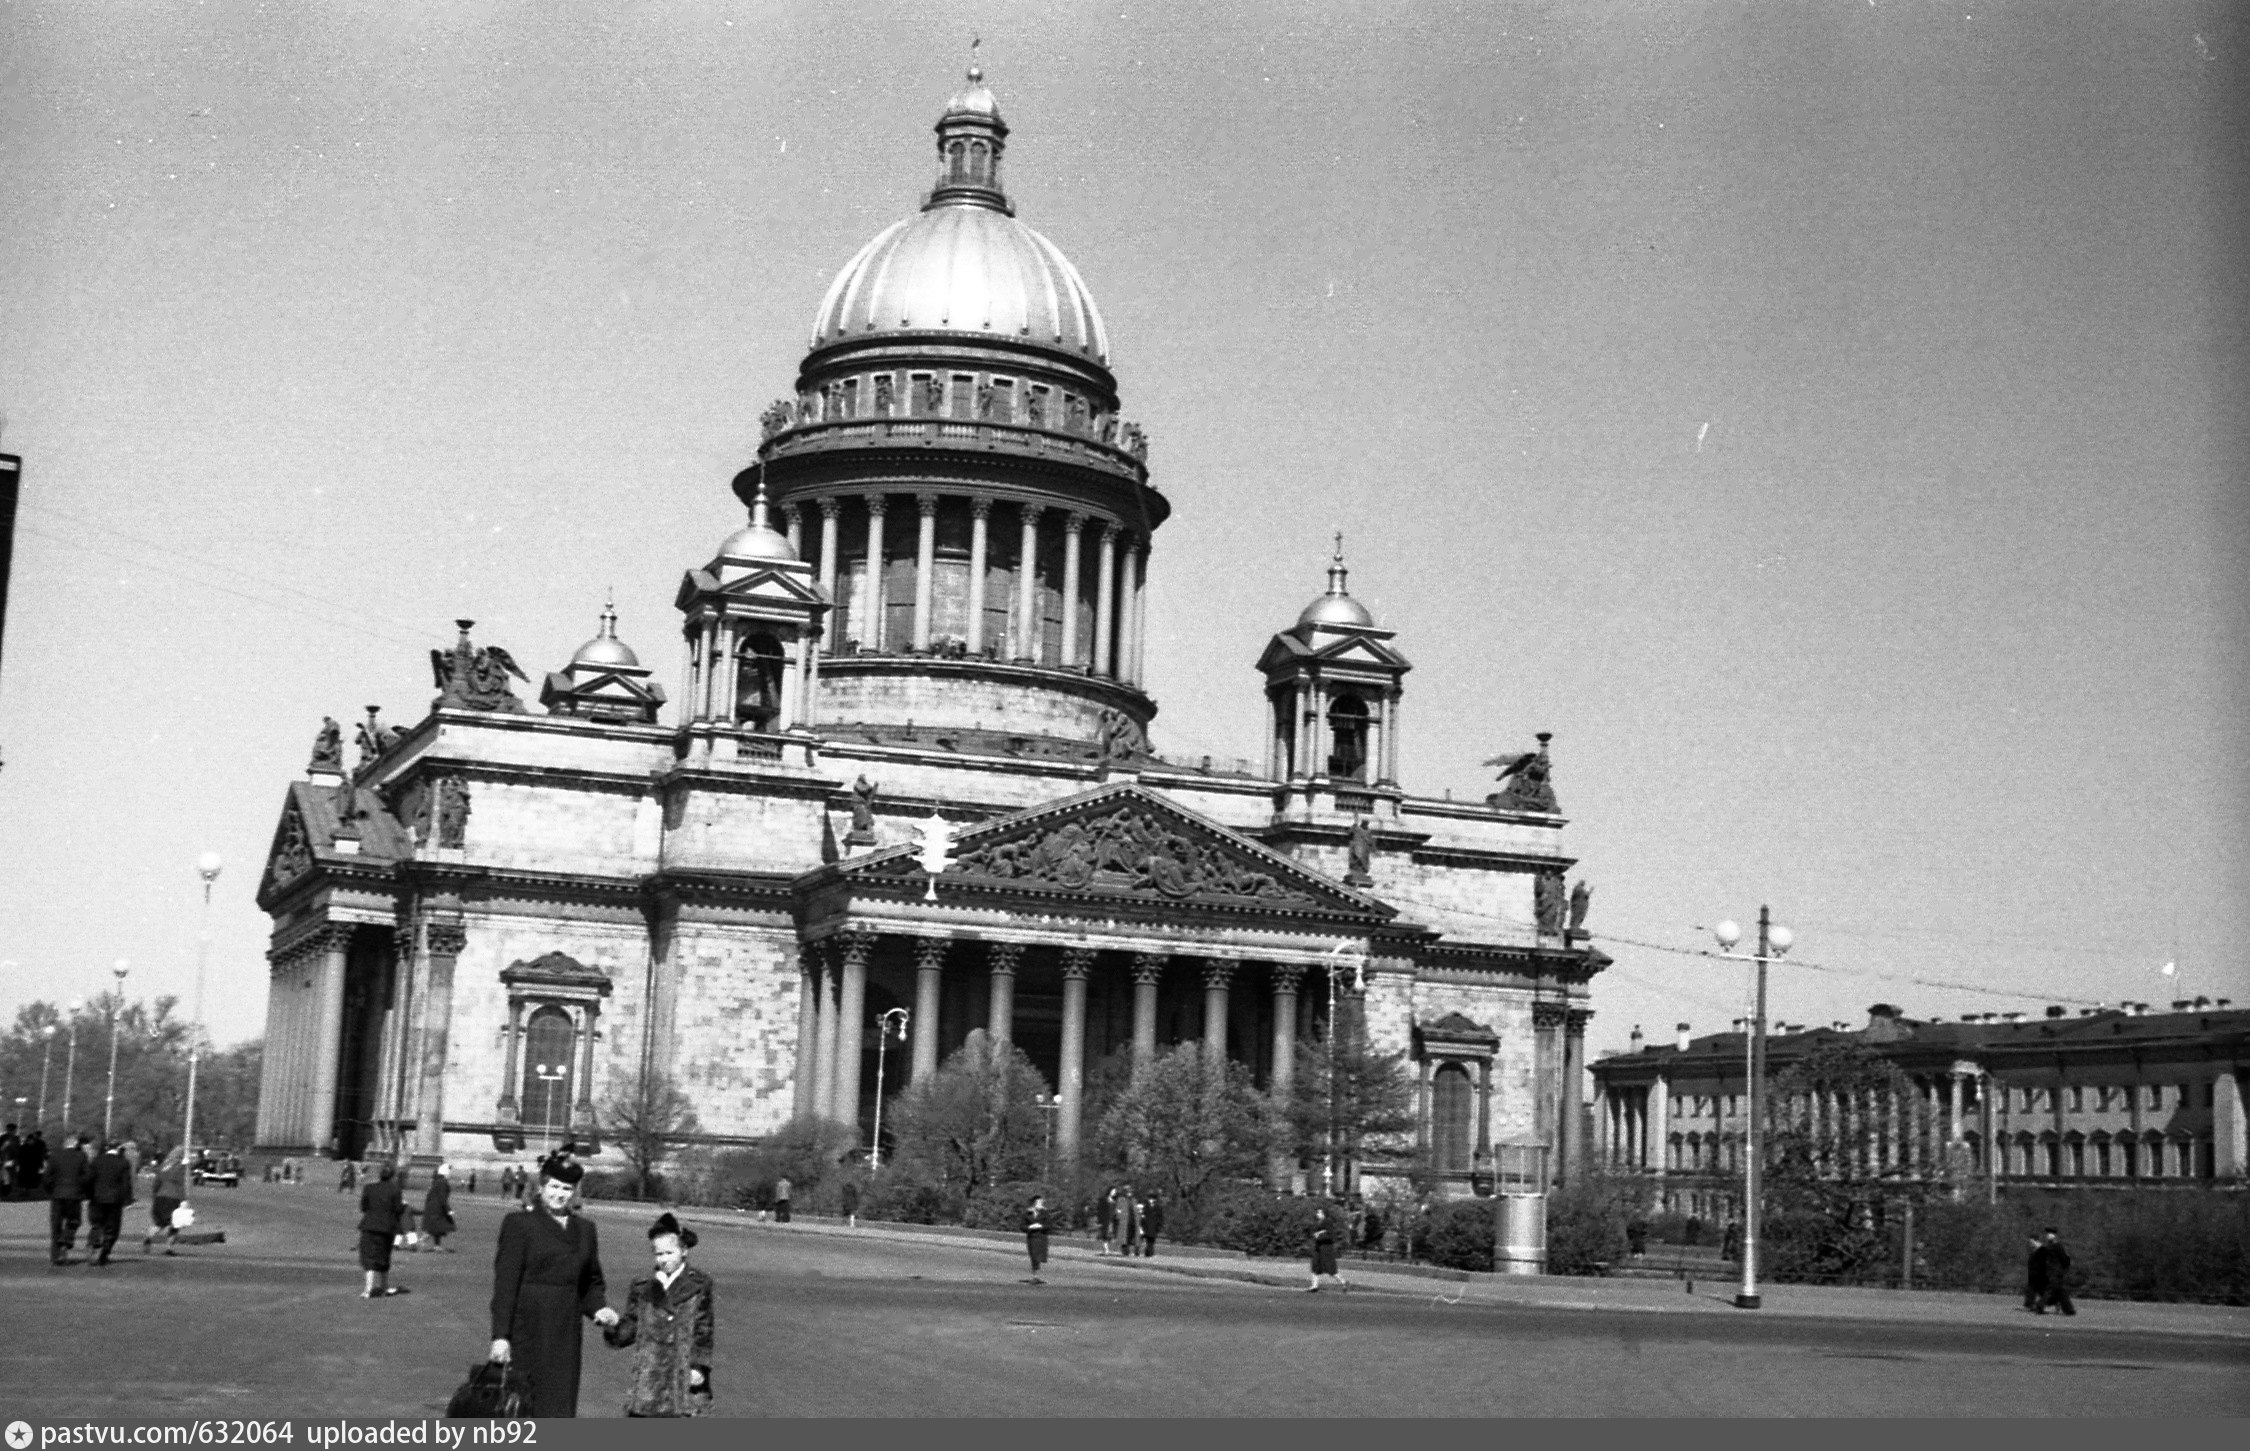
[602,1213,715,1417]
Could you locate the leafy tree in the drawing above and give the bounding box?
[1762,1039,1925,1280]
[886,1029,1050,1192]
[1093,1044,1271,1235]
[599,1070,701,1199]
[2,995,255,1158]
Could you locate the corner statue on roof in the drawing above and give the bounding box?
[432,619,530,713]
[1484,734,1559,814]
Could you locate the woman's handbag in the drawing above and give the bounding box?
[446,1361,535,1418]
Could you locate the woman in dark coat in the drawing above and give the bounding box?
[490,1161,618,1417]
[1139,1193,1164,1257]
[1305,1202,1348,1292]
[422,1163,457,1252]
[1023,1194,1051,1284]
[357,1160,406,1298]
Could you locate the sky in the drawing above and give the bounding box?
[2,1,2243,1073]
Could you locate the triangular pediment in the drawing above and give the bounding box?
[263,790,318,894]
[677,565,829,612]
[838,782,1393,918]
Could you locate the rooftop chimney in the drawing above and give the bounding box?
[2004,1011,2025,1023]
[2171,999,2192,1011]
[2193,996,2210,1009]
[1676,1023,1691,1052]
[2046,1005,2066,1018]
[2218,998,2233,1008]
[1629,1025,1644,1053]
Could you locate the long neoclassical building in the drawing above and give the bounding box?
[253,71,1608,1191]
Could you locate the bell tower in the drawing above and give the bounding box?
[675,485,831,766]
[1257,537,1411,817]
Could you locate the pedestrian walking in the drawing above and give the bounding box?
[1119,1185,1140,1257]
[603,1213,714,1418]
[423,1163,458,1253]
[2022,1234,2047,1312]
[468,1168,479,1196]
[773,1175,792,1223]
[17,1129,48,1199]
[86,1138,135,1266]
[2031,1228,2076,1316]
[0,1122,19,1197]
[1721,1219,1741,1263]
[1305,1201,1350,1293]
[490,1159,619,1418]
[1626,1217,1649,1260]
[1140,1192,1164,1258]
[338,1158,358,1194]
[1097,1184,1119,1256]
[840,1180,860,1229]
[145,1146,189,1255]
[358,1160,408,1298]
[46,1132,92,1265]
[1023,1194,1051,1284]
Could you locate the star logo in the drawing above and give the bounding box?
[6,1420,35,1450]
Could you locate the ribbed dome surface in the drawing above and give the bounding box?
[571,634,641,669]
[810,205,1110,364]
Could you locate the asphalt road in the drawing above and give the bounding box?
[2,1184,2243,1417]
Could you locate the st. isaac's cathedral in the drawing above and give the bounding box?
[253,71,1609,1195]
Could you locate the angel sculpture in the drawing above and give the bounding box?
[308,716,344,774]
[1568,879,1592,934]
[1483,735,1559,814]
[431,620,529,713]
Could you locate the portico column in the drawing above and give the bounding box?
[966,497,992,654]
[1201,961,1233,1071]
[495,996,526,1125]
[792,963,819,1122]
[1058,949,1094,1161]
[1947,1071,1965,1145]
[1379,690,1401,786]
[1059,512,1086,667]
[1562,1008,1591,1182]
[2216,1070,2246,1179]
[816,499,843,642]
[832,934,871,1130]
[1130,954,1165,1079]
[1477,1055,1494,1158]
[861,495,888,652]
[987,942,1022,1044]
[1648,1072,1670,1178]
[1267,964,1304,1187]
[717,619,740,725]
[812,950,839,1121]
[406,923,460,1157]
[912,493,939,650]
[911,939,945,1084]
[783,503,803,555]
[1092,522,1117,677]
[1014,506,1043,661]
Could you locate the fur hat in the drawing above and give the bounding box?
[538,1156,585,1185]
[649,1212,698,1248]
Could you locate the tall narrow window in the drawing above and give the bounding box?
[520,1006,576,1133]
[950,373,974,420]
[910,373,935,418]
[1431,1063,1474,1173]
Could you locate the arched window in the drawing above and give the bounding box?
[736,632,786,729]
[947,141,966,183]
[1430,1063,1474,1173]
[969,139,989,182]
[1326,693,1370,781]
[520,1006,576,1132]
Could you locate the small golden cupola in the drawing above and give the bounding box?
[1257,535,1412,813]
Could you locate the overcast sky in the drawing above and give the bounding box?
[2,1,2243,1069]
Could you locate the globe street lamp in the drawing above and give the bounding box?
[1712,907,1794,1311]
[181,853,223,1195]
[104,960,130,1144]
[38,1023,58,1131]
[534,1065,568,1156]
[1321,943,1364,1199]
[868,1008,909,1171]
[63,999,84,1135]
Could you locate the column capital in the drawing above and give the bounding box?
[1064,510,1088,536]
[969,494,995,519]
[838,931,877,968]
[818,495,843,520]
[864,493,889,517]
[424,921,467,958]
[913,937,948,972]
[916,492,940,518]
[989,941,1024,977]
[783,502,803,526]
[1020,503,1045,524]
[1532,1000,1569,1029]
[1566,1007,1595,1035]
[1269,962,1305,994]
[1131,953,1167,986]
[1202,961,1235,991]
[1060,947,1096,980]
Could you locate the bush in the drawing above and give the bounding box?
[1545,1174,1638,1275]
[860,1170,950,1225]
[710,1121,855,1211]
[1421,1198,1495,1273]
[1202,1186,1321,1259]
[964,1180,1058,1231]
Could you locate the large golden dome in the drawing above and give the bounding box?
[806,69,1110,365]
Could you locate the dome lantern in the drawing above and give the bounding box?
[1257,534,1413,807]
[928,63,1012,215]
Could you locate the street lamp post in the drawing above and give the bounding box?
[534,1065,567,1156]
[1321,945,1364,1199]
[38,1023,57,1130]
[63,999,84,1135]
[1712,907,1793,1311]
[103,960,130,1144]
[868,1008,908,1171]
[181,854,223,1196]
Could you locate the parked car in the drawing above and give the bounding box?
[191,1151,241,1187]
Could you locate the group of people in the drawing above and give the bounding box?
[1,1122,51,1197]
[2023,1228,2076,1315]
[1093,1183,1165,1257]
[351,1160,462,1297]
[39,1131,141,1265]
